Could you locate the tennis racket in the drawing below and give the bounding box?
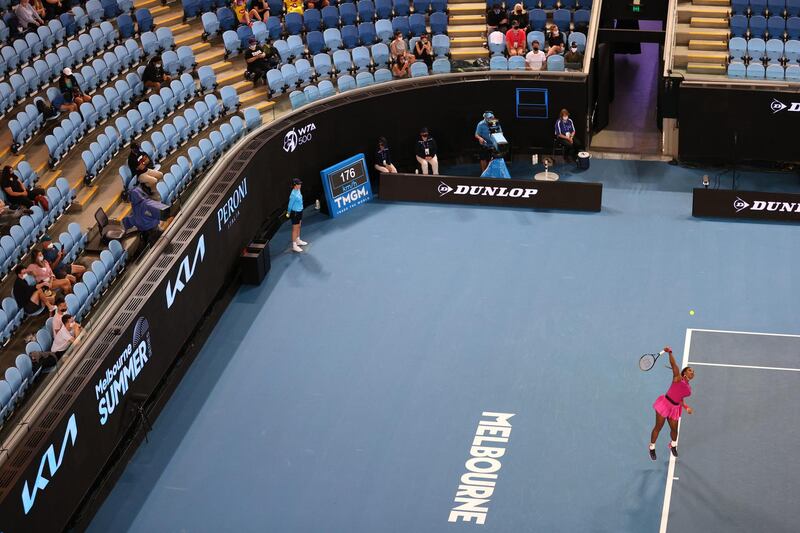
[639,350,669,371]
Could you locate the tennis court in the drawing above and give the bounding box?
[86,161,800,533]
[661,329,800,533]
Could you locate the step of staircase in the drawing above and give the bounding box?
[149,5,170,17]
[74,183,100,211]
[449,2,486,14]
[176,31,203,48]
[451,35,484,47]
[690,16,730,28]
[678,4,730,22]
[450,14,485,24]
[693,0,730,5]
[451,46,489,58]
[136,0,161,9]
[196,47,226,64]
[191,42,212,54]
[686,49,728,63]
[689,39,728,50]
[449,24,485,38]
[170,23,193,36]
[239,90,264,107]
[675,22,730,44]
[155,11,183,27]
[687,61,728,73]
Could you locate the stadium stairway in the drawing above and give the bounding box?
[0,0,281,376]
[673,0,731,74]
[448,0,490,59]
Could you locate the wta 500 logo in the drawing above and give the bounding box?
[283,123,316,153]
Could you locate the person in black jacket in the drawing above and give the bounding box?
[12,264,55,315]
[127,142,162,192]
[374,137,397,173]
[143,55,171,91]
[415,127,438,175]
[58,67,91,106]
[1,165,46,208]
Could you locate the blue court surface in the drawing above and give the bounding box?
[88,160,800,533]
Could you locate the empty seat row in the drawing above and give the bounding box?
[728,60,800,79]
[0,357,33,427]
[528,8,591,32]
[730,36,800,62]
[731,0,800,17]
[183,0,231,21]
[64,241,127,322]
[161,46,197,76]
[0,181,75,277]
[491,53,566,70]
[492,0,593,9]
[0,20,118,77]
[731,14,800,40]
[140,27,176,57]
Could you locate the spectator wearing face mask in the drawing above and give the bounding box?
[392,54,411,78]
[564,41,583,65]
[245,38,269,83]
[415,128,439,175]
[546,25,565,57]
[486,3,508,33]
[27,249,73,294]
[390,31,413,61]
[506,20,526,56]
[554,108,583,160]
[525,39,547,71]
[59,68,92,106]
[1,165,47,209]
[508,3,527,30]
[414,33,433,69]
[374,137,398,174]
[41,235,85,283]
[12,264,55,316]
[51,313,82,358]
[143,55,171,91]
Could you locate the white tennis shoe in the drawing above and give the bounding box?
[296,238,308,246]
[292,243,303,253]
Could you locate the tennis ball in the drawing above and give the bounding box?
[689,310,695,316]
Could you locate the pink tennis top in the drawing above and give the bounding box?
[665,379,691,403]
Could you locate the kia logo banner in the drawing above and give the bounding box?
[693,188,800,222]
[379,173,602,212]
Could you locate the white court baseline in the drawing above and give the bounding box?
[658,328,800,533]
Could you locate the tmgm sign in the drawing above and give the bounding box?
[320,154,373,218]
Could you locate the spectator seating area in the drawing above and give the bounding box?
[196,0,450,97]
[727,1,800,80]
[670,0,800,81]
[0,162,74,277]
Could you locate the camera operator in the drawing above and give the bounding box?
[474,111,503,173]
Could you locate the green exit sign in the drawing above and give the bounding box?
[632,4,640,11]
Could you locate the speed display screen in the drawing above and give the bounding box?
[320,154,374,218]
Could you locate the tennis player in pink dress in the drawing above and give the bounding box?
[649,346,695,460]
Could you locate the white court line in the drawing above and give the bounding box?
[688,328,800,338]
[688,361,800,373]
[658,329,691,533]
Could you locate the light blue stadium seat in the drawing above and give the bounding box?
[223,30,240,57]
[548,54,565,71]
[290,90,308,109]
[338,73,356,92]
[766,63,785,79]
[490,55,508,70]
[785,63,800,80]
[198,66,217,92]
[746,62,766,78]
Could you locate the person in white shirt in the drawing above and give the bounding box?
[14,0,44,29]
[525,40,547,71]
[52,313,81,357]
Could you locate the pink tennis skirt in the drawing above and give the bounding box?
[653,395,682,420]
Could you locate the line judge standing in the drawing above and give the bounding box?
[288,178,308,253]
